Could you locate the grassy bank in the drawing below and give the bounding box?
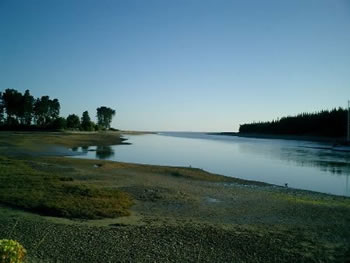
[0,132,132,219]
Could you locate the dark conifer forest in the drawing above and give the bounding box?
[239,108,347,138]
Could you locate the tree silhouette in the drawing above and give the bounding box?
[21,90,34,125]
[239,108,347,138]
[2,89,22,125]
[49,98,60,120]
[0,88,105,132]
[51,117,67,130]
[66,114,81,129]
[96,106,116,129]
[81,111,93,131]
[33,96,61,127]
[0,92,4,125]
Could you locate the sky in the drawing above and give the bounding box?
[1,0,350,132]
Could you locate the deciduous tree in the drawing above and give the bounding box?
[0,92,4,124]
[21,90,34,125]
[34,96,60,127]
[2,89,22,125]
[96,106,116,129]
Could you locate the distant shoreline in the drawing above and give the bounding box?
[209,132,347,144]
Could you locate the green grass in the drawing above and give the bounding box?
[0,156,133,219]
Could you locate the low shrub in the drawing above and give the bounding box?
[0,156,133,219]
[0,239,26,263]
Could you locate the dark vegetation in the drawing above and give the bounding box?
[0,89,116,131]
[239,108,348,138]
[96,107,116,129]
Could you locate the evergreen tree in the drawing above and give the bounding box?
[239,108,347,138]
[81,111,93,131]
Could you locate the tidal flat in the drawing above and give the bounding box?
[0,131,350,262]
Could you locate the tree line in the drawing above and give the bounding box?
[239,108,348,138]
[0,89,116,131]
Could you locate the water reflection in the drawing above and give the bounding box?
[238,142,350,176]
[71,147,78,152]
[96,146,114,160]
[69,133,350,196]
[236,139,350,195]
[70,145,115,160]
[81,145,89,152]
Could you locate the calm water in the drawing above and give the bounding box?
[70,132,350,197]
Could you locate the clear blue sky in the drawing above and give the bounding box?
[1,0,349,131]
